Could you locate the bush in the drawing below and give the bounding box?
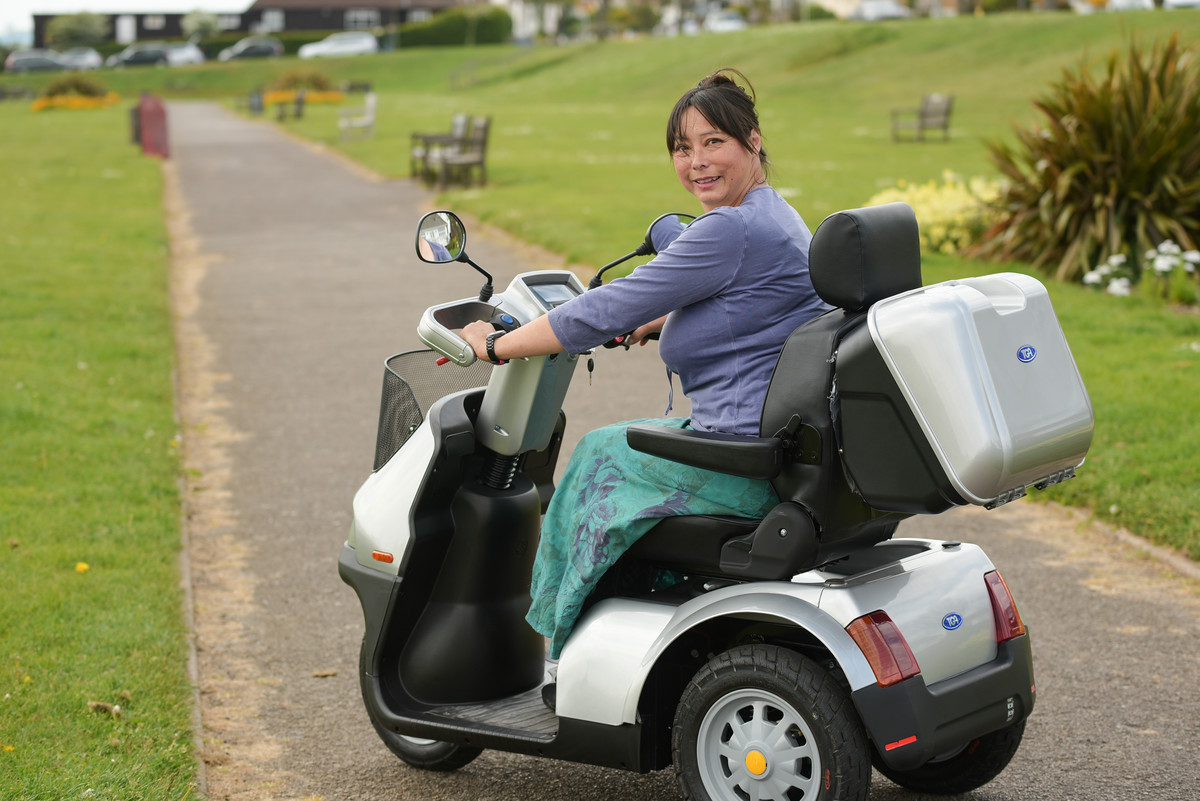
[974,34,1200,284]
[401,7,513,47]
[41,74,107,98]
[266,69,335,92]
[867,172,1001,255]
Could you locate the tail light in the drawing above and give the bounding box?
[846,611,920,687]
[985,570,1027,642]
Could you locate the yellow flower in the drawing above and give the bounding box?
[76,562,90,573]
[2,744,14,751]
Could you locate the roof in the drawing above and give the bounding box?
[247,0,459,9]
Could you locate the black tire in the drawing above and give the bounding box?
[359,639,482,772]
[672,644,871,801]
[872,720,1025,795]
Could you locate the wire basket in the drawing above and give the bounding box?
[373,350,493,471]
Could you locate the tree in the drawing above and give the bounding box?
[182,11,221,41]
[46,13,110,48]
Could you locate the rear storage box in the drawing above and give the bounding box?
[835,273,1094,513]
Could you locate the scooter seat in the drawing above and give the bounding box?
[626,514,759,572]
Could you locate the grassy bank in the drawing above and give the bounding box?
[0,105,195,798]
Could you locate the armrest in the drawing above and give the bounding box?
[626,425,783,480]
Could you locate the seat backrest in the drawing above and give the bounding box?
[920,94,952,125]
[450,113,469,139]
[468,117,491,153]
[760,202,921,538]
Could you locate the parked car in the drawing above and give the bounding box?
[1107,0,1153,9]
[4,49,67,73]
[703,11,748,32]
[107,42,170,67]
[849,0,914,19]
[298,31,378,59]
[218,36,284,61]
[166,41,206,66]
[58,47,103,70]
[1163,0,1200,8]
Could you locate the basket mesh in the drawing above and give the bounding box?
[373,350,492,471]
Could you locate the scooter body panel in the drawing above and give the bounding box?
[349,419,435,576]
[557,587,874,726]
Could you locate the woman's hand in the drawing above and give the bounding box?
[630,315,668,346]
[461,320,495,361]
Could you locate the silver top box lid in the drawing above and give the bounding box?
[866,273,1094,505]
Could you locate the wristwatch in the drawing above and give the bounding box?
[485,330,506,364]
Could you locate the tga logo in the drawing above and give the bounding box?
[1017,345,1037,363]
[942,613,963,631]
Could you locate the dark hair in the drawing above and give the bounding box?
[666,68,769,176]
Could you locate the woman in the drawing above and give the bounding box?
[461,69,830,658]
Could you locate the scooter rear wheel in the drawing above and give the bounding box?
[359,639,483,771]
[871,719,1025,794]
[672,644,870,801]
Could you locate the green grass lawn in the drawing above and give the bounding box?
[0,10,1198,798]
[0,106,196,798]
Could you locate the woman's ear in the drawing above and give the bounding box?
[749,129,762,155]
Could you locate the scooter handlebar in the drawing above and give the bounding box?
[418,299,498,366]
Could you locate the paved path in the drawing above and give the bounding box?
[166,102,1200,801]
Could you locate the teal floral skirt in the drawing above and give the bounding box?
[527,418,778,658]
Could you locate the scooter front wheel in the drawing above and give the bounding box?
[672,644,870,801]
[374,732,483,772]
[359,639,483,771]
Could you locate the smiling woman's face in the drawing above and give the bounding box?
[671,106,763,213]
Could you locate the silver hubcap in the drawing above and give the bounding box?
[696,688,822,800]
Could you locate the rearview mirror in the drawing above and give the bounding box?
[416,211,466,263]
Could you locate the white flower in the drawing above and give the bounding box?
[1107,253,1127,266]
[1154,254,1176,273]
[1083,270,1103,285]
[1106,277,1132,296]
[1159,240,1182,255]
[1145,248,1159,260]
[1183,250,1200,266]
[1097,262,1114,276]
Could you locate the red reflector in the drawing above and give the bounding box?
[846,611,920,687]
[436,357,450,366]
[985,571,1027,642]
[885,735,918,751]
[371,550,394,564]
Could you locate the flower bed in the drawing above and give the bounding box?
[261,89,344,106]
[31,92,122,112]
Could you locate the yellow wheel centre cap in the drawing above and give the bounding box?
[745,749,768,776]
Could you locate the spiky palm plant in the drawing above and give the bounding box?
[975,34,1200,283]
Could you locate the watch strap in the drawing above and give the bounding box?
[485,330,506,364]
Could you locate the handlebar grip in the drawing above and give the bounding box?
[601,331,660,350]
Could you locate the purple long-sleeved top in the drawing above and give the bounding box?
[548,187,832,435]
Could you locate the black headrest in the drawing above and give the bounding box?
[809,202,922,312]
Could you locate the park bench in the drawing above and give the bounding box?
[431,116,491,189]
[410,113,469,180]
[339,91,377,140]
[891,93,953,142]
[276,89,305,121]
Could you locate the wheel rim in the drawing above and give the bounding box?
[399,735,439,746]
[696,688,822,801]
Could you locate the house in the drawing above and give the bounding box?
[243,0,459,35]
[32,0,462,49]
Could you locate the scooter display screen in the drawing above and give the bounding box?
[528,280,579,310]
